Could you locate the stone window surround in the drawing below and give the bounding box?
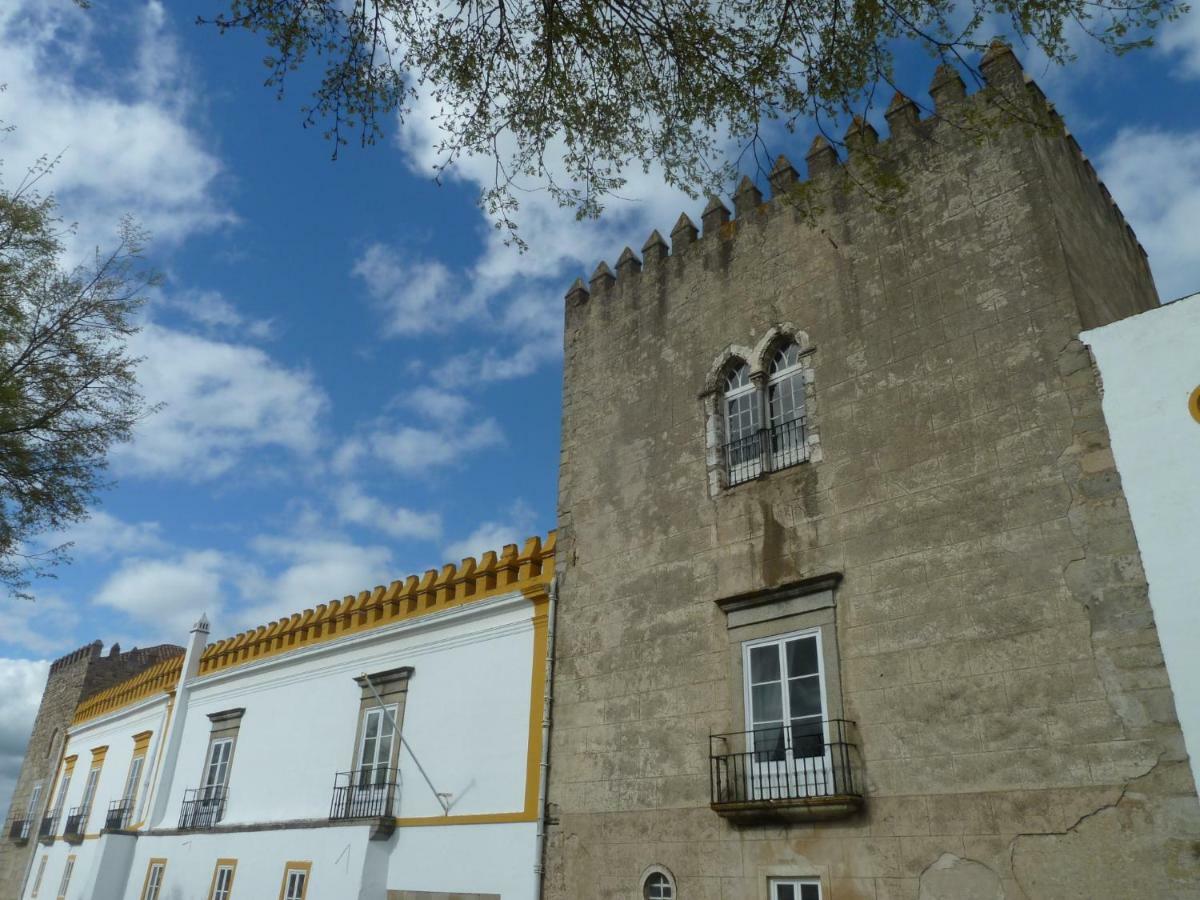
[202,708,245,790]
[641,863,677,899]
[716,573,846,735]
[700,324,822,497]
[351,667,414,772]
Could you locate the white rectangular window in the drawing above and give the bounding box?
[771,879,820,900]
[209,863,235,900]
[123,755,144,805]
[283,867,308,900]
[56,856,75,900]
[23,782,42,838]
[78,767,100,814]
[744,630,830,798]
[142,861,166,900]
[356,706,397,785]
[31,855,47,897]
[203,738,233,796]
[52,773,71,816]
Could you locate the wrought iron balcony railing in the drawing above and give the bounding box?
[178,786,227,830]
[329,768,400,820]
[38,814,58,842]
[722,417,808,487]
[105,797,134,831]
[62,807,87,841]
[7,817,29,841]
[710,720,862,822]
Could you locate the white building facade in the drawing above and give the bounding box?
[19,534,556,900]
[1083,294,1200,789]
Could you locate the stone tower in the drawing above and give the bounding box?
[0,641,182,899]
[543,43,1199,900]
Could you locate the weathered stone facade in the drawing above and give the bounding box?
[0,642,181,900]
[544,45,1200,900]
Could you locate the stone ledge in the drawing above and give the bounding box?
[711,793,863,826]
[138,815,396,841]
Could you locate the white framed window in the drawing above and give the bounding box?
[141,859,166,900]
[208,860,236,900]
[766,342,807,468]
[643,869,675,899]
[723,361,762,483]
[123,755,144,805]
[23,782,43,838]
[31,855,48,897]
[77,766,101,828]
[203,738,233,792]
[770,878,820,900]
[56,855,75,900]
[743,629,830,798]
[51,772,71,818]
[280,862,311,900]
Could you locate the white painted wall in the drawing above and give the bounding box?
[1083,293,1200,790]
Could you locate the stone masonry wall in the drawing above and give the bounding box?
[544,47,1199,900]
[0,642,181,900]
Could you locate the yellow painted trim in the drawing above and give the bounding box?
[277,861,312,900]
[90,745,108,765]
[70,532,555,725]
[62,756,78,777]
[207,858,237,900]
[522,586,551,818]
[56,854,76,900]
[132,730,153,753]
[140,858,167,900]
[1189,385,1200,423]
[391,810,537,827]
[31,854,48,897]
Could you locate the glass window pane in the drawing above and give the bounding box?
[751,683,783,722]
[749,645,780,684]
[752,724,786,760]
[790,720,825,758]
[787,676,822,719]
[801,885,821,900]
[785,637,819,677]
[775,884,796,900]
[364,711,380,739]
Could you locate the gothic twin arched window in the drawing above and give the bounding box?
[721,341,808,486]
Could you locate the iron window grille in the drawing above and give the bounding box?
[105,797,134,831]
[7,817,28,841]
[329,767,401,819]
[710,719,860,805]
[38,814,57,841]
[179,785,227,830]
[723,417,808,487]
[62,807,86,840]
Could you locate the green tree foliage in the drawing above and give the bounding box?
[0,163,157,598]
[205,0,1185,237]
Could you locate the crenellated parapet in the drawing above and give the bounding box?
[564,40,1148,313]
[71,655,185,726]
[196,532,555,676]
[48,640,103,674]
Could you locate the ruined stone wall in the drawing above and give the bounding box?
[0,642,182,900]
[544,46,1198,900]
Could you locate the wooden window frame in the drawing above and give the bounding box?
[140,858,168,900]
[208,858,238,900]
[278,861,312,900]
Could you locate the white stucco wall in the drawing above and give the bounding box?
[1083,293,1200,789]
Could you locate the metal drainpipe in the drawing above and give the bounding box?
[533,575,558,900]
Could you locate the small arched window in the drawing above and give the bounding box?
[767,342,807,468]
[723,361,762,484]
[643,870,675,900]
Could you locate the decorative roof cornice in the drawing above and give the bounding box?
[69,532,556,726]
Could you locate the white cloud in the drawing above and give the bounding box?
[404,386,471,421]
[50,511,164,560]
[0,658,50,814]
[155,288,275,340]
[1160,11,1200,79]
[118,323,327,479]
[0,596,82,656]
[0,1,232,253]
[353,245,476,336]
[94,550,228,640]
[334,483,442,541]
[1097,128,1200,301]
[442,501,537,562]
[334,418,503,475]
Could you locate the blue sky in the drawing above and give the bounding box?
[0,0,1197,803]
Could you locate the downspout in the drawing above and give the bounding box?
[533,575,558,900]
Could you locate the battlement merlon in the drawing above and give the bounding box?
[563,40,1157,328]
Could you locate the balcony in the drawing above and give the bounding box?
[62,807,87,842]
[105,798,134,831]
[179,786,226,830]
[330,769,400,840]
[709,720,863,824]
[723,417,808,487]
[7,817,29,842]
[37,815,57,844]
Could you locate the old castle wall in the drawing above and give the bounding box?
[544,48,1198,900]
